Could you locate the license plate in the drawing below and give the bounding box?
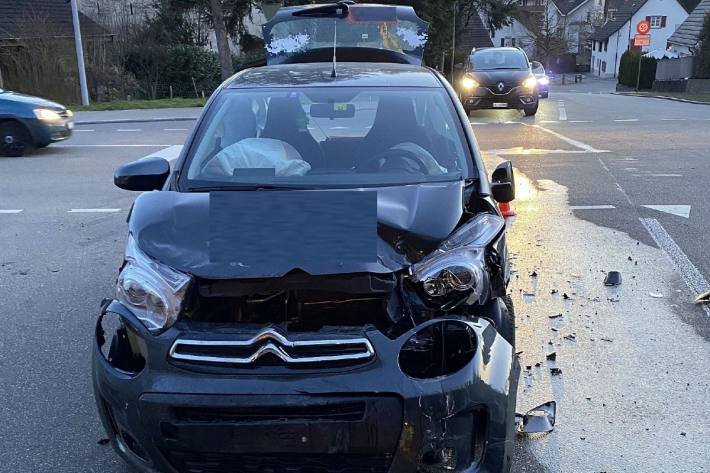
[492,102,508,108]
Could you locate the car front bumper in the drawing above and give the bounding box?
[461,86,538,111]
[27,117,73,146]
[93,300,519,473]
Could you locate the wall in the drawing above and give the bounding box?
[490,20,535,56]
[591,0,688,77]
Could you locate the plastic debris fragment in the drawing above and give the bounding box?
[648,292,664,298]
[694,291,710,304]
[515,401,556,435]
[603,271,622,286]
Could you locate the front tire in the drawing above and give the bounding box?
[499,295,515,348]
[541,91,549,99]
[0,122,32,157]
[523,103,538,116]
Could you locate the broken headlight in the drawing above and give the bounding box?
[116,235,192,333]
[410,214,505,306]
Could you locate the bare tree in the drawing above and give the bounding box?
[209,0,234,79]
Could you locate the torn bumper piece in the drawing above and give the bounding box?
[93,300,517,473]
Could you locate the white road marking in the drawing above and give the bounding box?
[503,121,521,124]
[164,128,189,131]
[660,118,687,121]
[484,148,602,155]
[639,217,710,317]
[623,167,639,171]
[524,123,609,153]
[641,204,691,219]
[74,129,95,132]
[568,120,592,123]
[557,101,567,121]
[569,205,616,210]
[539,120,559,123]
[68,208,122,213]
[117,128,141,132]
[140,144,184,164]
[614,119,639,122]
[597,157,634,205]
[632,173,683,177]
[469,122,488,125]
[0,209,23,214]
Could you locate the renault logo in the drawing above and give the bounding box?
[497,82,505,92]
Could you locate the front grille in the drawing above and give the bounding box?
[162,451,393,473]
[173,402,367,423]
[169,328,374,367]
[484,84,518,95]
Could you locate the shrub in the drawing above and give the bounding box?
[618,50,657,89]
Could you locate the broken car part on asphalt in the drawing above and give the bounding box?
[516,401,557,435]
[603,271,622,286]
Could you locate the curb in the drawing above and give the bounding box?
[75,116,198,125]
[611,92,710,105]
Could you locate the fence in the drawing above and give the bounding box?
[655,56,695,81]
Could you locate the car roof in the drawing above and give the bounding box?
[227,62,443,89]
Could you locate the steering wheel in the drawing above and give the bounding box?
[357,148,431,175]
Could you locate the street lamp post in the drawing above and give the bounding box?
[70,0,90,106]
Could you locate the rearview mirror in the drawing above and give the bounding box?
[114,156,170,191]
[491,161,515,203]
[310,102,356,119]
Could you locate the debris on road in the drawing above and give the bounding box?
[603,271,622,286]
[97,438,110,445]
[530,270,538,277]
[551,288,559,294]
[563,334,576,341]
[693,291,710,304]
[548,313,563,319]
[546,352,557,361]
[516,401,556,435]
[648,292,664,298]
[550,367,563,376]
[562,293,572,300]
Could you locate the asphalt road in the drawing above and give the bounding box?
[1,82,708,472]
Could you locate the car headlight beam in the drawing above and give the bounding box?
[116,235,192,333]
[460,77,479,90]
[33,108,63,122]
[522,77,537,90]
[537,76,550,85]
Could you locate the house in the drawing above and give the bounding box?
[0,0,108,42]
[590,0,688,77]
[667,0,710,55]
[459,11,495,54]
[490,0,605,67]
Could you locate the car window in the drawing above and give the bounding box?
[183,87,472,189]
[470,49,528,71]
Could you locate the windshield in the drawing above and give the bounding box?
[532,63,545,75]
[182,87,471,189]
[470,49,528,71]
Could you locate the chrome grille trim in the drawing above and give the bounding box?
[169,328,375,365]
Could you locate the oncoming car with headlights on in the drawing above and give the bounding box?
[458,47,539,116]
[92,3,520,473]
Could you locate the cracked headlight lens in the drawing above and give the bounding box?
[410,214,504,304]
[116,235,191,333]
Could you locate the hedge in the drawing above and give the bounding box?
[618,50,657,89]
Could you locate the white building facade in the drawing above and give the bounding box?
[590,0,688,77]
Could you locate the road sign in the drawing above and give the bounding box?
[637,20,650,34]
[634,34,651,46]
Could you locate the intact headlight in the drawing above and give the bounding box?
[522,77,537,90]
[537,76,550,85]
[460,76,479,90]
[33,108,62,122]
[116,235,192,333]
[410,214,505,305]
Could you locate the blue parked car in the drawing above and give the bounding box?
[0,88,74,157]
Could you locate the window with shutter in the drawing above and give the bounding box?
[661,16,667,27]
[649,16,663,28]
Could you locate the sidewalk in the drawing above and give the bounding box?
[549,76,616,94]
[74,107,202,125]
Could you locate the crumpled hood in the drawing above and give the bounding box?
[129,182,464,279]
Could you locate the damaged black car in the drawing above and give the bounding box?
[93,4,520,473]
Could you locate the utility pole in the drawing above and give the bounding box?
[70,0,90,105]
[450,1,457,82]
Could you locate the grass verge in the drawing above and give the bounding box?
[74,97,207,111]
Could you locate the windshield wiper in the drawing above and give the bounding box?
[187,184,308,192]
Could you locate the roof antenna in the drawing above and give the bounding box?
[331,16,338,78]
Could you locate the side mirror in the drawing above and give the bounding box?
[531,61,542,69]
[491,161,515,203]
[114,156,170,191]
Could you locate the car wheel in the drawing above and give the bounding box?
[0,122,32,157]
[499,295,515,348]
[523,104,538,116]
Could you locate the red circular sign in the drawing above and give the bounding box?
[637,20,650,34]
